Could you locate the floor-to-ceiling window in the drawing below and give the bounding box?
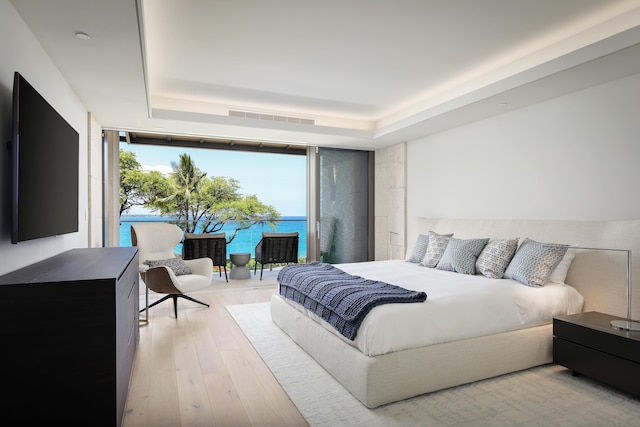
[106,132,373,263]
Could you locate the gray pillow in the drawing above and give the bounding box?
[420,231,454,268]
[476,238,519,279]
[504,238,568,287]
[145,257,192,276]
[406,234,429,263]
[436,238,489,275]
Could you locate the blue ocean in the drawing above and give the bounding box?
[120,216,307,258]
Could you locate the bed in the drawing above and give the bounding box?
[270,218,640,408]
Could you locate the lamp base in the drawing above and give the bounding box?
[610,319,640,332]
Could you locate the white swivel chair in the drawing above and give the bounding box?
[131,222,213,318]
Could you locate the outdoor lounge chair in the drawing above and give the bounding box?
[254,231,299,279]
[183,232,228,282]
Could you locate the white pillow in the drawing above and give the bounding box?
[547,247,576,284]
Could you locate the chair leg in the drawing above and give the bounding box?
[172,295,178,318]
[254,261,265,279]
[139,293,209,319]
[216,265,229,282]
[140,294,173,312]
[178,294,210,308]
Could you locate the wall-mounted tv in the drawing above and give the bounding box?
[11,71,79,244]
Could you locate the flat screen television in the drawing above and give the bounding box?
[11,71,79,244]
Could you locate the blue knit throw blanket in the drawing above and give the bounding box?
[277,262,427,340]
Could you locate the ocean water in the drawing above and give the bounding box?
[120,216,307,258]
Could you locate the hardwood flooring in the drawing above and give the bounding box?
[123,270,308,427]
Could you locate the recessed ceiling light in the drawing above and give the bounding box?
[74,31,91,40]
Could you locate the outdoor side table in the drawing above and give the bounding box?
[230,252,251,280]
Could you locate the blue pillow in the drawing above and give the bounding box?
[476,238,519,279]
[504,238,568,287]
[406,234,429,263]
[436,238,489,275]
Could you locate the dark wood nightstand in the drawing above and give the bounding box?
[553,311,640,397]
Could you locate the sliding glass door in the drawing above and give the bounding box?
[307,147,373,263]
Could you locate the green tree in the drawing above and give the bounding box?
[154,153,208,231]
[134,151,280,242]
[200,194,280,242]
[119,149,170,215]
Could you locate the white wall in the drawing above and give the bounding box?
[88,113,104,248]
[374,143,406,260]
[407,72,640,222]
[0,0,90,274]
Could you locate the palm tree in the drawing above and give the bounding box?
[163,154,207,232]
[128,150,282,238]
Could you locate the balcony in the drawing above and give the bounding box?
[120,216,307,270]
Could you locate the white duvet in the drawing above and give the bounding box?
[277,259,584,357]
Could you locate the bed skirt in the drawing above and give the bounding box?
[270,294,552,408]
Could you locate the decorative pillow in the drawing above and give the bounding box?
[406,234,429,263]
[504,238,569,287]
[145,257,192,276]
[547,247,577,284]
[476,238,519,279]
[420,231,454,268]
[436,238,489,275]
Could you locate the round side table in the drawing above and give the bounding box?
[229,252,251,280]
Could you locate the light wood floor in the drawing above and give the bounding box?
[123,270,308,427]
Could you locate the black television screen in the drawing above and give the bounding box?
[11,72,79,244]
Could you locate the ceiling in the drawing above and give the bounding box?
[11,0,640,150]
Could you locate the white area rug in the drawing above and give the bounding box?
[227,302,640,427]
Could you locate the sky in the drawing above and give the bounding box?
[120,142,307,216]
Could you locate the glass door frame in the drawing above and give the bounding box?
[306,146,374,263]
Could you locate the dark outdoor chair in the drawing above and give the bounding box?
[182,232,228,282]
[254,232,299,279]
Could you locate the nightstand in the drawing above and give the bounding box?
[553,311,640,396]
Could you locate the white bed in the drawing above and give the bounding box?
[277,260,584,357]
[270,218,640,408]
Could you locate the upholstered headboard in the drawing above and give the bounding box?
[408,218,640,319]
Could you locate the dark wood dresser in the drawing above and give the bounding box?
[553,311,640,397]
[0,247,139,426]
